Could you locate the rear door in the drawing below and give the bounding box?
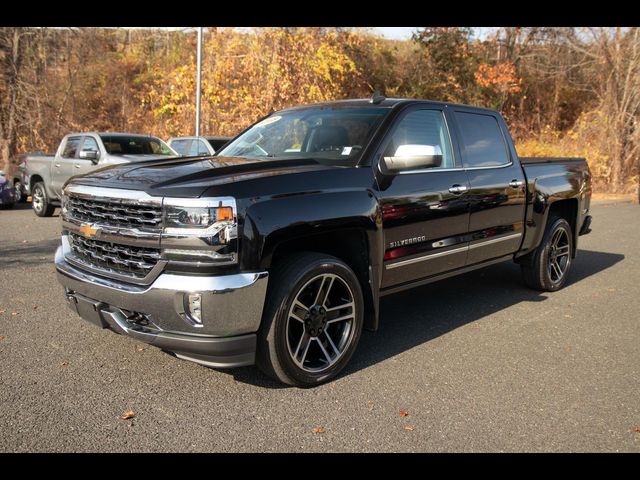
[451,109,526,265]
[377,107,471,288]
[51,136,81,198]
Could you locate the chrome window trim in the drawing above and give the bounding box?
[464,161,513,171]
[397,161,514,175]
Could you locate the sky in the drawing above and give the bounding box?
[373,27,417,40]
[144,27,496,41]
[373,27,496,40]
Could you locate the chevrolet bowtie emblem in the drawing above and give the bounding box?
[79,223,99,238]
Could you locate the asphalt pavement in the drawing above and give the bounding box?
[0,201,638,452]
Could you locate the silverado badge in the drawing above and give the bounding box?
[79,223,99,239]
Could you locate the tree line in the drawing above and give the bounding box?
[1,27,638,193]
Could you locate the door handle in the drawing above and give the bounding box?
[448,184,468,194]
[509,179,524,188]
[54,163,61,168]
[75,164,81,168]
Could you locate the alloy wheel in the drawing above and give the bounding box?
[286,273,356,373]
[548,228,570,283]
[32,186,44,213]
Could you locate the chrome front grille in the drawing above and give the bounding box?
[69,233,160,279]
[67,195,162,229]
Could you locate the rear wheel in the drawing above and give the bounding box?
[521,216,573,291]
[257,252,364,387]
[32,182,55,217]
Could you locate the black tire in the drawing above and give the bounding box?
[257,252,364,387]
[14,181,25,203]
[31,182,55,217]
[521,216,574,291]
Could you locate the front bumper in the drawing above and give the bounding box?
[55,246,268,368]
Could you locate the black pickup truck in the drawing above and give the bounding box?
[55,97,592,387]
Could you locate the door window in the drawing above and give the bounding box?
[383,110,455,169]
[80,137,100,156]
[453,112,510,167]
[170,139,191,155]
[62,136,82,158]
[196,140,210,155]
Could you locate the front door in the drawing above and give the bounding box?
[51,135,82,198]
[376,108,471,289]
[451,109,526,265]
[74,136,101,177]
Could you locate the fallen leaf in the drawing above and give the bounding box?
[61,361,69,367]
[120,410,136,420]
[135,345,146,352]
[11,312,18,316]
[633,426,640,433]
[22,240,27,243]
[0,309,5,314]
[404,425,414,432]
[33,306,38,310]
[399,409,409,417]
[0,336,5,341]
[564,314,572,318]
[312,427,326,434]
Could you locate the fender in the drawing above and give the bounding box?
[241,189,383,330]
[517,161,590,259]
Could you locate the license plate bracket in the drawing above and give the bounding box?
[72,294,108,329]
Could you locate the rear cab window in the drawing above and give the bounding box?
[453,111,510,168]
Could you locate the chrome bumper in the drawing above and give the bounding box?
[55,246,268,367]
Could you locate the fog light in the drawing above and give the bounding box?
[186,293,203,326]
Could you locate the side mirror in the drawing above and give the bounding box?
[79,150,99,164]
[380,144,442,175]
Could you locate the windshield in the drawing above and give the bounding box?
[217,106,390,164]
[100,135,176,156]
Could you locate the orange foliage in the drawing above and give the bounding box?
[474,62,522,94]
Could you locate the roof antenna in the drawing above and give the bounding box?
[370,90,386,104]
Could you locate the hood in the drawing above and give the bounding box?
[107,154,180,164]
[67,155,340,197]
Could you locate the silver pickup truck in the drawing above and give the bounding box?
[25,132,178,216]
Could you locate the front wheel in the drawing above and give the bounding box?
[257,252,364,387]
[32,182,55,217]
[521,216,573,291]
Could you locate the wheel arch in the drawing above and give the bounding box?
[265,227,379,332]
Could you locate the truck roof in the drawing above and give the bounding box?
[279,98,498,114]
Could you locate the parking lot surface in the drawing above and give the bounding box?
[0,202,638,452]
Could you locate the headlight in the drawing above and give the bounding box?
[164,205,234,231]
[61,194,69,217]
[162,197,238,265]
